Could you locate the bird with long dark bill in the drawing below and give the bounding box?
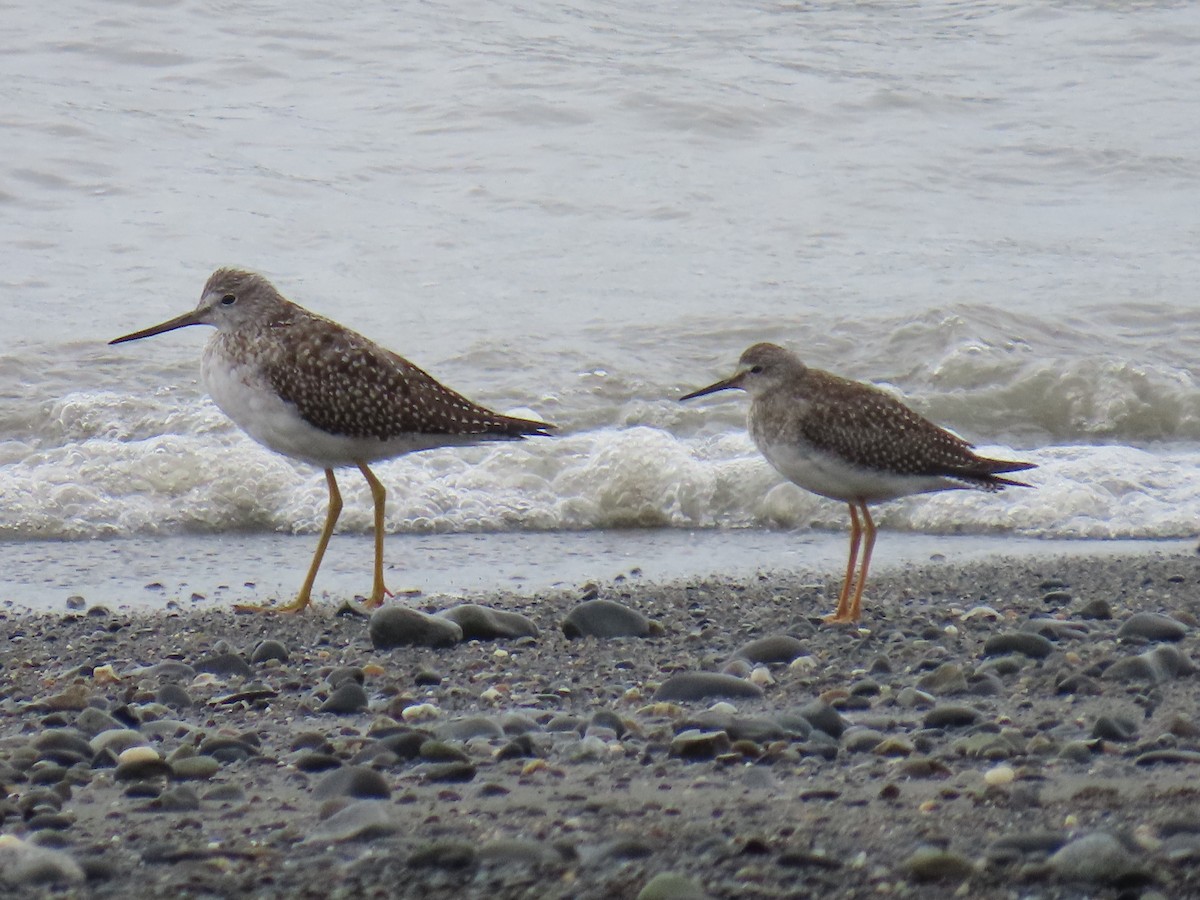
[680,342,1034,624]
[110,268,552,613]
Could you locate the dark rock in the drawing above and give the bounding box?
[313,766,391,801]
[1077,599,1113,620]
[319,682,369,715]
[418,762,476,783]
[797,700,847,739]
[1092,715,1138,742]
[436,716,504,742]
[306,800,399,844]
[923,705,983,729]
[652,672,764,702]
[250,640,289,664]
[155,684,193,709]
[563,599,653,639]
[369,607,462,650]
[1047,832,1148,884]
[438,604,539,640]
[409,839,477,869]
[731,634,806,664]
[982,632,1054,659]
[193,652,252,679]
[669,729,732,760]
[1105,646,1195,684]
[1118,612,1187,643]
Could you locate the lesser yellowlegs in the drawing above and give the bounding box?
[110,268,552,613]
[680,342,1034,623]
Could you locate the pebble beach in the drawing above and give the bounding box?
[2,551,1198,899]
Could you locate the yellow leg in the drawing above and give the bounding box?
[357,462,392,609]
[825,502,876,624]
[847,504,877,622]
[235,468,342,614]
[824,503,862,623]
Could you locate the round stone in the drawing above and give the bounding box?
[369,607,462,650]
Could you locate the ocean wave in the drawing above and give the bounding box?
[1,404,1196,541]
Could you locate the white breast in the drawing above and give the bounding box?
[755,434,959,504]
[201,342,455,467]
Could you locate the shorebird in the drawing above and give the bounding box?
[680,342,1034,623]
[110,268,552,613]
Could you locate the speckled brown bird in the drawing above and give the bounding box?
[110,268,552,613]
[680,342,1034,624]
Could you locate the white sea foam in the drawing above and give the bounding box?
[3,379,1199,542]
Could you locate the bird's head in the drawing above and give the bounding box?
[109,268,290,345]
[679,342,804,402]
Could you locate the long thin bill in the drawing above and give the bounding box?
[109,309,204,345]
[679,376,739,402]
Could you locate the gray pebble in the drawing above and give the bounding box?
[1135,749,1200,766]
[170,756,221,780]
[982,632,1054,659]
[319,681,369,715]
[155,684,193,709]
[313,765,390,800]
[154,785,200,812]
[419,740,470,763]
[436,716,504,742]
[915,663,968,695]
[669,729,733,760]
[1105,645,1195,684]
[653,672,764,702]
[1092,715,1138,742]
[144,661,197,683]
[589,709,627,738]
[33,730,93,765]
[842,727,885,752]
[0,837,85,886]
[681,711,785,744]
[74,707,123,737]
[637,871,712,900]
[418,761,476,782]
[903,846,975,882]
[437,603,539,640]
[198,736,258,763]
[193,651,253,679]
[1118,611,1188,642]
[326,666,364,687]
[409,839,477,869]
[731,634,806,664]
[923,705,983,729]
[796,700,847,739]
[563,599,654,639]
[369,606,462,649]
[1077,598,1113,620]
[306,799,399,844]
[477,838,563,867]
[250,639,289,664]
[1046,832,1146,884]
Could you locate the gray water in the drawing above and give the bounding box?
[2,1,1199,607]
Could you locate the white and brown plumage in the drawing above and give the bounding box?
[110,268,552,613]
[680,342,1034,624]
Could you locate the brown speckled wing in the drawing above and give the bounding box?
[263,317,549,442]
[793,371,1010,484]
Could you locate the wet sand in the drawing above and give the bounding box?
[1,550,1198,898]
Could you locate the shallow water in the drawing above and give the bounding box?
[0,530,1188,613]
[2,1,1199,604]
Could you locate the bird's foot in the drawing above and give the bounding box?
[234,596,311,614]
[358,584,394,610]
[821,611,860,625]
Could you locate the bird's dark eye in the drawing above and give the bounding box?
[220,294,236,306]
[749,365,764,374]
